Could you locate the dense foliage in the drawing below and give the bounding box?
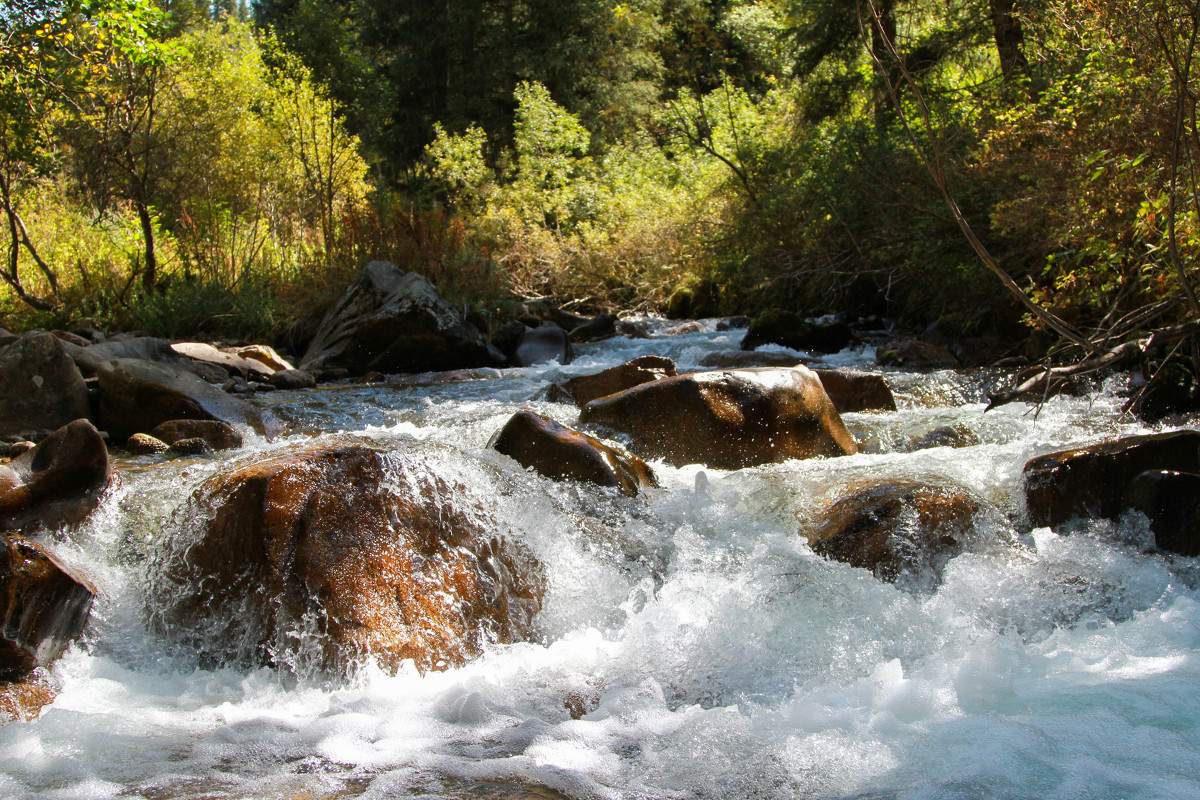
[3,0,1199,368]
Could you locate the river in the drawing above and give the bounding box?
[3,321,1199,800]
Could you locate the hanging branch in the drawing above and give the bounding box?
[856,0,1100,356]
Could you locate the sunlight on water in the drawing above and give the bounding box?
[3,324,1200,799]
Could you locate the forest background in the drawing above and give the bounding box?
[2,0,1199,369]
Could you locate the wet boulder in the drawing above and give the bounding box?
[0,333,91,441]
[1,669,57,723]
[1,533,96,680]
[1124,470,1200,556]
[1024,430,1200,528]
[124,433,169,455]
[156,438,543,674]
[300,261,505,375]
[515,323,573,367]
[0,420,112,532]
[490,409,656,497]
[149,419,243,452]
[741,309,853,354]
[95,358,279,442]
[813,369,897,413]
[579,366,858,469]
[805,480,985,585]
[551,355,677,407]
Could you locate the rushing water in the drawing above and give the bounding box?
[5,321,1200,800]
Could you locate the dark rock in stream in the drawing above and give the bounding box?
[150,419,243,452]
[300,261,505,375]
[0,533,96,680]
[0,419,112,532]
[95,358,279,442]
[579,366,858,469]
[490,409,656,497]
[0,333,91,441]
[741,309,853,354]
[550,355,677,407]
[514,322,573,367]
[1024,430,1200,529]
[813,369,896,413]
[156,437,544,674]
[805,479,988,586]
[1123,470,1200,556]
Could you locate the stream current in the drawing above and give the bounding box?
[4,321,1200,799]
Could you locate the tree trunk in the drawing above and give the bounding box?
[871,0,898,130]
[136,198,158,290]
[989,0,1029,82]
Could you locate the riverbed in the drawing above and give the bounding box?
[4,321,1199,800]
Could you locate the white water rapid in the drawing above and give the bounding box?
[4,322,1200,800]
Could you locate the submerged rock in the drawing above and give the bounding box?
[156,438,543,674]
[0,333,91,441]
[1024,430,1200,529]
[551,355,677,407]
[490,409,656,497]
[0,419,112,532]
[300,261,505,375]
[0,534,96,680]
[805,479,986,586]
[95,358,278,442]
[579,366,858,469]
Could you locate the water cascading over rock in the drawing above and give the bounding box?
[152,437,544,674]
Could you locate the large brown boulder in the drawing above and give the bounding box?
[0,419,112,531]
[805,480,985,585]
[0,333,91,440]
[813,369,897,413]
[1024,430,1200,528]
[300,261,505,375]
[579,366,858,469]
[95,358,279,442]
[551,355,677,407]
[1,533,96,680]
[155,438,543,674]
[490,410,656,497]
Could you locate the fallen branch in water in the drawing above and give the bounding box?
[985,320,1200,410]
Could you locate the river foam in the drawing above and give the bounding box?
[3,324,1199,799]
